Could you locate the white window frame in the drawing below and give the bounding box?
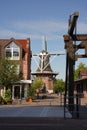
[5,42,20,60]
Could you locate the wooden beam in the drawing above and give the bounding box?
[72,34,87,41]
[68,12,79,36]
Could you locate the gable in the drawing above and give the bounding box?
[0,38,29,51]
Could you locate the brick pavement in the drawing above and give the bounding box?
[0,94,87,129]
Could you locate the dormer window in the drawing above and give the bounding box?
[5,42,20,60]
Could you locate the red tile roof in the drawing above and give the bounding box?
[79,69,87,76]
[0,38,30,51]
[17,39,27,51]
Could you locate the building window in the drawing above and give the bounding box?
[5,42,20,60]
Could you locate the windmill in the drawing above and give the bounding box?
[31,36,65,93]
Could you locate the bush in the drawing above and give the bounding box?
[54,79,65,94]
[4,89,11,102]
[28,87,35,100]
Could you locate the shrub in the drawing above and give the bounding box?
[4,89,11,102]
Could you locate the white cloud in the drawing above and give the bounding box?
[77,22,87,33]
[1,20,87,41]
[12,20,67,40]
[0,29,30,38]
[14,21,67,32]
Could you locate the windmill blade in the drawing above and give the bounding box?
[49,53,65,56]
[32,56,41,71]
[49,51,65,56]
[32,52,65,57]
[33,54,40,56]
[33,52,49,57]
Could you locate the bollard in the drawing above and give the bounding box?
[76,94,79,118]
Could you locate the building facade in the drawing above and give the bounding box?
[0,38,32,99]
[74,70,87,98]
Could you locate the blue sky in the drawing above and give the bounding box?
[0,0,87,80]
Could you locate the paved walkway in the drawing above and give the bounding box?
[0,93,87,119]
[0,105,72,118]
[0,94,87,129]
[0,94,71,118]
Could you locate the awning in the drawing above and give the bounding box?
[20,80,32,84]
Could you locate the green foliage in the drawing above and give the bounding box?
[4,89,11,102]
[28,87,35,99]
[27,79,43,99]
[0,58,22,87]
[53,78,65,93]
[32,78,43,90]
[74,62,87,80]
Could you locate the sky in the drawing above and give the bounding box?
[0,0,87,80]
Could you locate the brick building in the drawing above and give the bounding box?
[74,69,87,97]
[0,38,32,99]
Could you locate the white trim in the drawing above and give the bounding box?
[20,80,32,84]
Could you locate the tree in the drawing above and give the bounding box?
[53,78,65,94]
[28,78,43,99]
[32,78,43,90]
[74,62,87,80]
[0,58,22,88]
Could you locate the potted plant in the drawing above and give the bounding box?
[28,87,35,102]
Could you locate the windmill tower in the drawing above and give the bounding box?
[32,36,64,93]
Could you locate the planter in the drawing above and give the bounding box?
[29,98,32,103]
[7,100,13,105]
